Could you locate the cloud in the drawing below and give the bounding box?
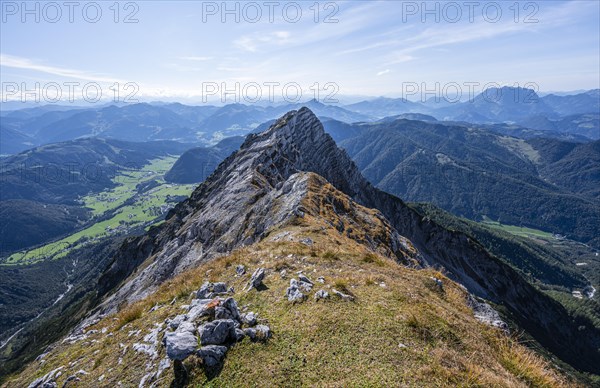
[0,53,125,83]
[337,0,592,66]
[376,69,390,76]
[233,31,291,52]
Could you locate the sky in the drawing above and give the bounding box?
[1,0,599,104]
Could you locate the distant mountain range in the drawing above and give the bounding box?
[1,87,598,156]
[345,87,599,136]
[0,100,370,155]
[318,118,599,248]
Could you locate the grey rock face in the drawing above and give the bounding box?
[314,290,329,300]
[93,107,415,314]
[164,331,198,361]
[196,282,228,299]
[187,299,217,321]
[197,345,228,368]
[332,289,354,301]
[214,297,241,321]
[213,282,228,294]
[234,328,246,342]
[235,265,246,276]
[241,311,257,326]
[167,314,186,330]
[247,268,265,290]
[467,295,509,333]
[298,274,313,285]
[286,279,306,302]
[243,325,271,342]
[176,321,196,334]
[28,366,64,388]
[196,282,212,299]
[198,319,236,345]
[87,107,600,374]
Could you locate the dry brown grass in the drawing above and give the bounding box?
[496,335,569,387]
[4,199,577,388]
[115,302,144,330]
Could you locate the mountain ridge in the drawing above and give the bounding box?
[90,108,599,374]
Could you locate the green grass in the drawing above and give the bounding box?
[3,157,197,265]
[82,156,180,216]
[481,217,555,240]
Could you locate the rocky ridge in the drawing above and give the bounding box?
[91,108,600,373]
[8,223,571,387]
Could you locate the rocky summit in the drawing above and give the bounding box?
[3,108,599,387]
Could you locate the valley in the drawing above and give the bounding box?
[2,2,599,385]
[2,108,598,387]
[2,156,197,266]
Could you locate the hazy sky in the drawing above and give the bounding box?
[1,0,599,103]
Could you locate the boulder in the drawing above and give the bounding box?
[298,274,313,284]
[213,282,228,294]
[467,294,509,333]
[196,282,212,299]
[27,367,63,388]
[196,282,229,299]
[215,297,241,321]
[164,331,198,361]
[241,311,257,326]
[190,298,214,307]
[299,280,313,292]
[243,325,271,342]
[197,345,228,368]
[234,328,246,342]
[187,298,219,321]
[314,289,329,301]
[332,289,354,301]
[286,279,306,302]
[247,268,265,290]
[62,374,80,387]
[236,265,246,276]
[167,314,186,330]
[198,319,236,345]
[300,237,313,246]
[176,321,196,334]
